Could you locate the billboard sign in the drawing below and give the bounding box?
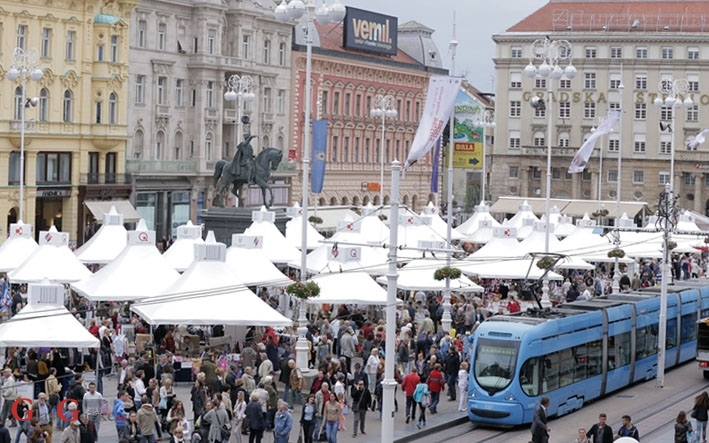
[453,89,484,169]
[343,7,397,56]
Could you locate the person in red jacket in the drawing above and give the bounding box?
[426,363,445,414]
[401,367,420,424]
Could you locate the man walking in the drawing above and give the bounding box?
[350,379,371,437]
[0,369,16,427]
[586,412,614,443]
[82,382,103,438]
[530,396,550,443]
[401,367,420,424]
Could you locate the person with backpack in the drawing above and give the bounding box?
[412,375,430,430]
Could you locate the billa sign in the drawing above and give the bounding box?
[343,7,397,56]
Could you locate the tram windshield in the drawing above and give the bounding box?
[473,338,519,394]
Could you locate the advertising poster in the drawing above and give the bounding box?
[453,90,484,169]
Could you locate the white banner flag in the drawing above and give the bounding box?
[568,110,621,174]
[404,76,463,170]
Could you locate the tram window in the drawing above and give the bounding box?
[666,318,677,349]
[519,358,540,396]
[702,308,709,318]
[573,345,588,382]
[636,324,659,360]
[559,348,574,387]
[543,352,560,392]
[608,332,631,367]
[586,340,603,376]
[681,313,698,344]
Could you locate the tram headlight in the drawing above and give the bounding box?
[504,394,516,402]
[470,389,479,398]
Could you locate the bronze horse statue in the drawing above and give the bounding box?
[213,147,283,208]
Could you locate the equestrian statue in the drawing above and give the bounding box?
[212,127,283,208]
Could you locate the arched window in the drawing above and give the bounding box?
[262,136,269,148]
[108,92,117,124]
[62,90,73,122]
[352,196,360,206]
[133,129,144,159]
[330,197,337,206]
[174,131,183,160]
[14,87,22,120]
[156,131,165,160]
[558,132,570,148]
[277,136,284,149]
[39,88,49,122]
[362,196,370,206]
[533,131,545,147]
[205,132,213,161]
[318,197,326,206]
[383,195,390,205]
[341,196,349,205]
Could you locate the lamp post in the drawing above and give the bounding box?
[474,110,495,204]
[591,115,606,213]
[653,77,692,388]
[524,37,576,308]
[370,94,397,205]
[7,47,43,222]
[224,74,256,152]
[612,76,625,293]
[275,0,346,374]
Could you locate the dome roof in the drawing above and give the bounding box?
[397,21,443,69]
[94,13,121,25]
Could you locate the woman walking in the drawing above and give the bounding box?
[412,375,430,430]
[693,392,709,443]
[676,410,694,443]
[323,392,342,443]
[457,362,469,412]
[232,391,247,443]
[300,395,317,443]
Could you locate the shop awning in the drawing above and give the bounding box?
[489,197,568,215]
[490,197,648,219]
[84,200,141,223]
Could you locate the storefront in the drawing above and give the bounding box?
[78,179,135,246]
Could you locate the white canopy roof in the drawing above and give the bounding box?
[244,207,301,264]
[358,203,390,245]
[0,221,38,273]
[285,203,325,250]
[9,227,91,283]
[468,227,521,259]
[554,214,576,238]
[455,202,501,237]
[503,200,540,231]
[0,303,99,348]
[71,221,180,301]
[556,216,607,256]
[226,234,292,287]
[74,206,127,264]
[419,203,466,241]
[307,271,389,305]
[163,221,204,272]
[461,259,564,281]
[518,223,595,270]
[379,258,483,292]
[132,232,291,326]
[463,220,496,244]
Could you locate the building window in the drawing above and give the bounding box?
[41,28,51,58]
[509,100,521,117]
[8,152,22,185]
[659,135,672,155]
[684,172,696,186]
[177,26,186,53]
[13,87,22,120]
[191,89,196,107]
[510,72,521,88]
[277,89,286,114]
[263,87,271,113]
[39,88,49,122]
[558,101,570,118]
[358,95,364,117]
[560,79,571,89]
[585,46,597,58]
[66,31,75,59]
[688,74,699,92]
[660,105,673,121]
[105,152,116,183]
[320,91,328,115]
[633,170,644,184]
[608,169,618,182]
[174,131,183,160]
[659,171,671,185]
[17,24,27,50]
[108,92,117,124]
[344,93,351,116]
[689,47,700,60]
[205,133,212,161]
[584,101,596,119]
[36,152,71,184]
[133,129,144,159]
[533,131,545,147]
[135,75,145,104]
[242,34,250,59]
[157,77,167,105]
[263,39,270,64]
[584,72,596,89]
[687,104,699,122]
[633,134,646,153]
[333,92,340,114]
[661,47,674,59]
[610,73,622,90]
[158,23,166,50]
[534,103,546,118]
[343,137,349,163]
[62,90,73,122]
[610,46,622,58]
[552,168,561,180]
[175,79,184,106]
[511,46,522,58]
[509,131,520,150]
[110,35,118,62]
[558,132,570,148]
[207,30,216,55]
[636,47,647,58]
[582,169,592,182]
[279,42,286,66]
[534,78,546,89]
[331,136,338,162]
[634,102,647,120]
[508,166,519,178]
[206,81,214,108]
[96,44,104,61]
[608,135,619,152]
[95,101,102,123]
[137,20,146,48]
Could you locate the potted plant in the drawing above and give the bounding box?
[607,248,626,259]
[285,281,321,299]
[308,216,323,225]
[536,256,555,270]
[592,209,609,218]
[667,241,678,250]
[433,266,462,281]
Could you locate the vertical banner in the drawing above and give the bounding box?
[311,119,328,194]
[568,110,621,173]
[430,138,441,193]
[453,90,484,169]
[404,76,463,170]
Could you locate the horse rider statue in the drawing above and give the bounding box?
[234,131,258,183]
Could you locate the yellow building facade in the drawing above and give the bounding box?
[0,0,136,244]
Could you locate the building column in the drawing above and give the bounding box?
[519,166,529,197]
[695,173,703,213]
[571,173,581,200]
[591,171,599,200]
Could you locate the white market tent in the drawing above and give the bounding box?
[132,232,291,326]
[419,202,466,241]
[307,271,389,305]
[467,227,521,259]
[555,216,607,257]
[244,207,301,264]
[518,223,595,270]
[74,206,127,264]
[554,214,576,238]
[379,258,483,293]
[460,259,564,281]
[9,226,91,283]
[455,202,501,237]
[163,221,204,272]
[71,220,180,301]
[463,220,497,244]
[357,203,389,245]
[285,203,325,250]
[0,221,38,273]
[396,213,457,260]
[0,281,99,348]
[226,234,292,287]
[503,200,540,232]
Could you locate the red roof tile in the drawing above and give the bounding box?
[507,1,709,33]
[313,23,422,65]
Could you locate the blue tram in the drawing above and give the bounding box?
[467,281,709,426]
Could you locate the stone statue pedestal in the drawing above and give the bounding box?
[201,207,289,245]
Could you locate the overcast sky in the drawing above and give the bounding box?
[349,0,548,93]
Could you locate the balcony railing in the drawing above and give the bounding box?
[11,120,35,131]
[126,159,199,174]
[80,173,132,185]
